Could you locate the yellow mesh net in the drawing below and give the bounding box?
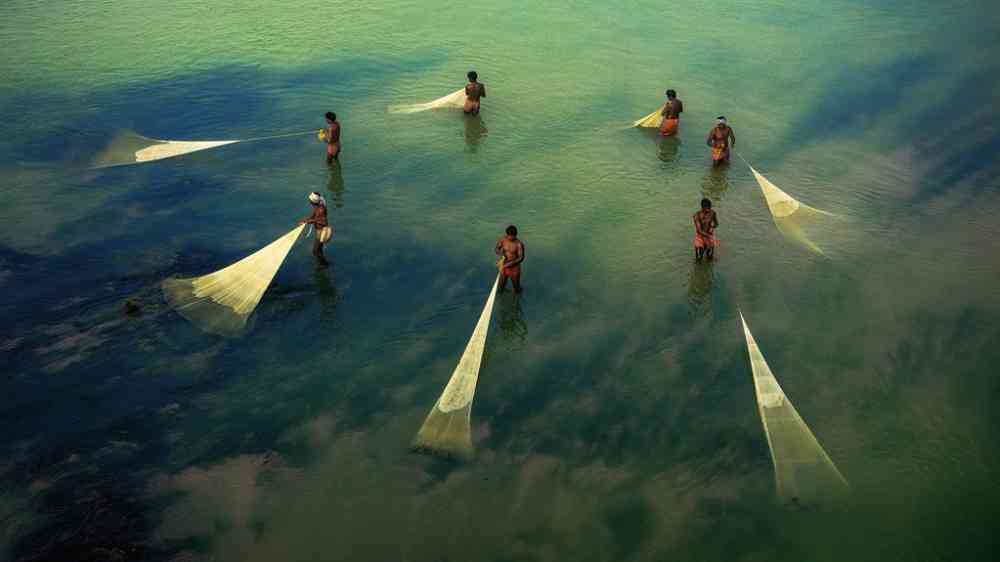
[92,130,310,167]
[413,274,500,459]
[632,107,664,128]
[388,89,466,114]
[162,224,305,337]
[740,312,850,505]
[748,165,835,255]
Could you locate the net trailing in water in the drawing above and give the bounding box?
[748,165,834,255]
[162,224,305,337]
[739,312,850,505]
[92,130,311,167]
[633,108,664,128]
[388,89,466,114]
[413,274,501,460]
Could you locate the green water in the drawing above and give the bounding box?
[2,1,999,560]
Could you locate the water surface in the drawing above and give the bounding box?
[1,1,999,561]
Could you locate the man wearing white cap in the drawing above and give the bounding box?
[300,192,332,266]
[706,116,736,165]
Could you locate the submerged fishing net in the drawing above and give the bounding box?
[748,165,834,255]
[739,312,850,505]
[633,108,664,128]
[162,224,305,337]
[388,89,466,114]
[413,274,501,459]
[92,129,310,167]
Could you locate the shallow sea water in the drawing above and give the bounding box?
[1,1,999,561]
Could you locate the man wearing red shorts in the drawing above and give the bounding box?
[694,198,720,261]
[495,225,525,293]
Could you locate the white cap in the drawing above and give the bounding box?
[309,192,321,203]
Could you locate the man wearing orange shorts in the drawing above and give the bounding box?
[706,116,736,165]
[693,198,720,261]
[495,225,525,293]
[659,89,683,136]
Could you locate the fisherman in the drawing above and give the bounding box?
[706,116,736,165]
[301,192,332,266]
[323,111,341,164]
[659,89,683,137]
[693,198,720,261]
[464,71,487,115]
[495,225,525,293]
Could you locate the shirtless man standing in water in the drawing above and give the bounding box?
[693,198,720,261]
[659,89,683,136]
[495,225,525,293]
[464,71,486,115]
[706,116,736,165]
[324,111,341,164]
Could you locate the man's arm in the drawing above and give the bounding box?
[495,239,503,256]
[729,128,736,146]
[301,207,319,225]
[661,103,669,117]
[693,214,705,236]
[480,84,486,98]
[711,212,719,230]
[706,130,714,146]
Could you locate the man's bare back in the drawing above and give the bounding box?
[465,82,486,101]
[694,209,718,235]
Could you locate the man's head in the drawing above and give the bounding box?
[309,192,323,206]
[716,116,727,126]
[325,111,336,123]
[701,198,712,210]
[467,70,478,82]
[666,89,677,99]
[505,224,518,239]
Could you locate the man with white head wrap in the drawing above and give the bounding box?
[706,116,736,165]
[300,192,332,265]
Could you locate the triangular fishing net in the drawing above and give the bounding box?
[162,224,305,337]
[748,165,834,255]
[739,312,850,505]
[388,89,466,114]
[92,130,310,167]
[413,274,500,459]
[633,108,664,128]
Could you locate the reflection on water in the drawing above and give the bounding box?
[464,115,488,151]
[657,136,680,165]
[314,264,337,317]
[5,0,1000,560]
[700,166,731,201]
[326,164,346,208]
[495,292,528,348]
[687,259,715,315]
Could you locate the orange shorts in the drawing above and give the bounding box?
[660,117,679,137]
[694,233,720,249]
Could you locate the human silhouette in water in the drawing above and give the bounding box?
[495,225,525,293]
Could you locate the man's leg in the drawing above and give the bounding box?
[498,272,509,292]
[511,268,522,293]
[313,239,329,265]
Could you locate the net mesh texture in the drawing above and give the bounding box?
[740,312,850,505]
[162,224,305,337]
[413,274,501,459]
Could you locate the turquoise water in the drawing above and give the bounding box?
[2,1,999,560]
